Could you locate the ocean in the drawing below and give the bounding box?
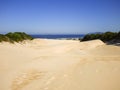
[30,34,85,39]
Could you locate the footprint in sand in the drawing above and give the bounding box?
[11,69,43,90]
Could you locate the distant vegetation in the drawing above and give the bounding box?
[0,32,33,43]
[81,31,120,44]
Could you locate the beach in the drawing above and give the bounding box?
[0,39,120,90]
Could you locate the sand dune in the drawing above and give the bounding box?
[0,39,120,90]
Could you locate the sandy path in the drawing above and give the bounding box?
[0,39,120,90]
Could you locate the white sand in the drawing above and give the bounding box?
[0,39,120,90]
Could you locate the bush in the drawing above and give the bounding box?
[81,34,102,41]
[81,31,120,42]
[0,32,33,43]
[0,34,9,42]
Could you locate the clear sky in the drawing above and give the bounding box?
[0,0,120,34]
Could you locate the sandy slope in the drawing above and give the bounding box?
[0,39,120,90]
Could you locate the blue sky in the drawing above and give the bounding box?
[0,0,120,34]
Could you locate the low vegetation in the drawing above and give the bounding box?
[0,32,33,43]
[81,31,120,44]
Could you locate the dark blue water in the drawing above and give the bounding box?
[30,34,85,39]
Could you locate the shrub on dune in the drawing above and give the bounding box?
[0,32,33,43]
[0,34,10,42]
[81,31,120,43]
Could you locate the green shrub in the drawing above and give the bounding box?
[0,32,33,43]
[81,31,120,42]
[0,34,10,42]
